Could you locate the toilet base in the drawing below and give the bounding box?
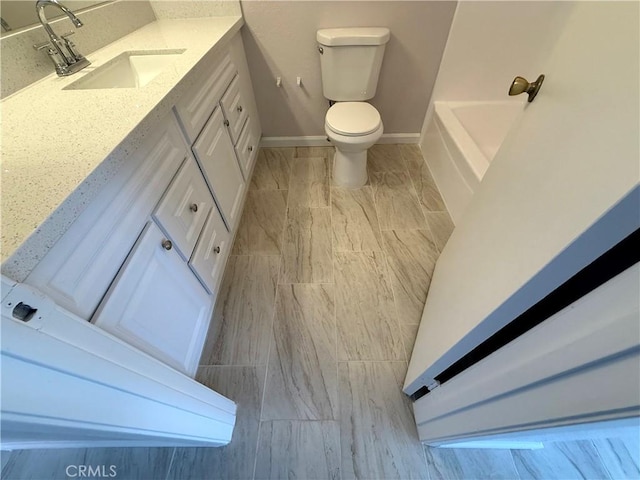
[333,148,368,188]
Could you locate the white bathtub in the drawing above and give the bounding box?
[422,101,523,224]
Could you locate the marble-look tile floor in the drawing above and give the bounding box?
[3,145,639,480]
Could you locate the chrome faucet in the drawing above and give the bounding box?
[33,0,90,76]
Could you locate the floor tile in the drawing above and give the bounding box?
[331,186,383,252]
[381,229,438,325]
[593,436,640,479]
[402,323,420,359]
[262,284,338,420]
[371,171,426,230]
[295,146,334,158]
[339,361,428,479]
[426,211,455,252]
[513,440,611,480]
[2,447,173,480]
[334,251,404,361]
[288,157,331,208]
[280,207,333,284]
[250,148,293,191]
[232,190,288,255]
[424,446,520,480]
[405,153,447,212]
[201,255,279,366]
[399,144,423,164]
[255,421,340,480]
[169,366,266,480]
[368,144,408,173]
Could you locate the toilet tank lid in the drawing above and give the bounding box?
[317,27,390,46]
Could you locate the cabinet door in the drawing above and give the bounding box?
[93,222,211,375]
[220,76,248,145]
[154,156,213,260]
[189,206,231,295]
[235,118,258,179]
[192,107,246,231]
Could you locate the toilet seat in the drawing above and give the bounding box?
[325,102,381,137]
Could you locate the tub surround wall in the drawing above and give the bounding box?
[240,1,456,140]
[0,0,156,98]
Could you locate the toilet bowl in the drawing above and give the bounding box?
[325,101,384,188]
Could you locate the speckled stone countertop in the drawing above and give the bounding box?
[1,16,243,281]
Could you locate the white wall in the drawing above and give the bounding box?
[419,1,573,140]
[240,1,456,138]
[149,0,241,19]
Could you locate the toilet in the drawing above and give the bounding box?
[317,27,390,188]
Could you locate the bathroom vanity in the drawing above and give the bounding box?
[1,16,261,376]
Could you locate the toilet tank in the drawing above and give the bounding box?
[317,27,390,101]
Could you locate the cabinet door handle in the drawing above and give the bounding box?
[213,246,221,254]
[248,145,253,152]
[223,119,230,127]
[237,105,243,113]
[190,203,198,213]
[161,239,173,251]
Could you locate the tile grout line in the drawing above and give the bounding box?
[163,447,177,480]
[252,148,290,480]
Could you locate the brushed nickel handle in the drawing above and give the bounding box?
[190,203,198,213]
[223,119,230,127]
[237,105,243,113]
[509,74,545,102]
[213,246,221,254]
[161,239,172,251]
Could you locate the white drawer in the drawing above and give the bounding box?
[153,156,213,260]
[220,76,248,145]
[174,53,237,143]
[189,205,231,295]
[234,118,258,178]
[192,107,246,231]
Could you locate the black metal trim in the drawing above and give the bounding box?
[432,228,640,388]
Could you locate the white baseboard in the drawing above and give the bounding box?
[260,133,420,148]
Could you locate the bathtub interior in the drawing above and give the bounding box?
[425,101,525,226]
[450,102,524,163]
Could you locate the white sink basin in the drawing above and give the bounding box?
[65,49,186,90]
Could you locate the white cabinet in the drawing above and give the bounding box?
[93,222,211,374]
[23,31,262,378]
[192,107,245,230]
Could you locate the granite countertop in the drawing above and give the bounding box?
[1,16,243,280]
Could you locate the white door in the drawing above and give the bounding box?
[405,2,639,436]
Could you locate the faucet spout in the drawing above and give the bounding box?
[34,0,90,76]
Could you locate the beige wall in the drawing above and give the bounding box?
[240,1,456,138]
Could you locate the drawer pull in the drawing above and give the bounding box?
[248,145,253,152]
[161,239,173,251]
[213,246,221,254]
[237,105,243,113]
[223,119,230,127]
[190,203,198,213]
